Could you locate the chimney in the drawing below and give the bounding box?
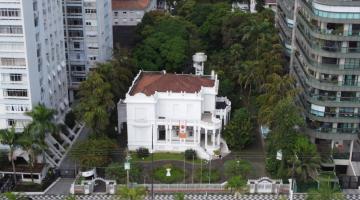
[192,52,207,76]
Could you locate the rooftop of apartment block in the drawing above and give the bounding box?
[112,0,151,10]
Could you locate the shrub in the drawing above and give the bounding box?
[136,147,150,158]
[153,164,184,183]
[65,111,76,129]
[195,168,220,183]
[184,149,197,160]
[224,160,253,178]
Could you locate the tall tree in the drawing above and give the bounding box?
[75,72,114,135]
[0,127,18,184]
[290,136,320,182]
[257,74,299,125]
[266,98,305,178]
[17,133,40,183]
[255,0,265,12]
[25,104,58,166]
[223,108,253,150]
[25,104,57,141]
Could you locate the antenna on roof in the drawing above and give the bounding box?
[192,52,207,76]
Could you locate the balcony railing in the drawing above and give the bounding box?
[297,39,360,70]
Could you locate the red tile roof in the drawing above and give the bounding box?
[265,0,276,4]
[130,72,215,96]
[112,0,151,10]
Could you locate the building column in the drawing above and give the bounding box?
[331,140,335,150]
[198,127,201,145]
[349,140,354,161]
[167,123,172,144]
[212,129,216,148]
[205,129,208,149]
[217,130,221,146]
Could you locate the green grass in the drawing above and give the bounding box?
[130,152,202,164]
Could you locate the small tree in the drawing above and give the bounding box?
[226,176,247,199]
[306,180,344,200]
[223,108,253,150]
[174,193,185,200]
[184,149,197,160]
[224,160,252,178]
[116,186,147,200]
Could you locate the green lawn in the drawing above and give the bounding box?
[130,152,202,164]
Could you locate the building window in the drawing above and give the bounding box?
[85,9,96,13]
[73,42,80,49]
[10,74,22,82]
[7,119,15,126]
[0,8,20,17]
[0,58,26,66]
[89,56,96,61]
[4,89,28,97]
[0,25,23,34]
[158,125,166,141]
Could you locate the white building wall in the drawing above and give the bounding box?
[0,0,68,131]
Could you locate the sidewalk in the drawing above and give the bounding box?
[45,178,74,195]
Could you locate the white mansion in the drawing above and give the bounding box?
[118,53,231,160]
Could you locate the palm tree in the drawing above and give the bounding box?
[75,72,114,135]
[25,104,57,165]
[0,126,18,184]
[17,133,43,183]
[306,180,344,200]
[25,104,58,141]
[257,74,299,125]
[116,186,147,200]
[290,136,320,182]
[226,176,247,199]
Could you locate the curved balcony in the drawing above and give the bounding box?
[297,12,360,42]
[304,127,359,140]
[294,56,360,91]
[302,93,360,107]
[296,43,360,75]
[306,110,360,123]
[296,26,360,58]
[299,0,360,23]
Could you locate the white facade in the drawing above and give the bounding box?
[0,0,68,132]
[64,0,113,101]
[112,0,157,26]
[118,68,231,160]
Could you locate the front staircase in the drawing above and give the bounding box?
[44,122,84,167]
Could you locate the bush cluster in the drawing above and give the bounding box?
[136,147,150,158]
[184,149,197,160]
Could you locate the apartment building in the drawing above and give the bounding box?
[279,0,360,176]
[112,0,158,48]
[118,53,231,160]
[0,0,68,132]
[63,0,113,101]
[276,0,294,55]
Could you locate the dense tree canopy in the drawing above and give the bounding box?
[223,108,254,150]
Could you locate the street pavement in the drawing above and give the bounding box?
[1,194,360,200]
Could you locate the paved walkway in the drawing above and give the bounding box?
[45,178,74,195]
[59,127,90,171]
[0,194,360,200]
